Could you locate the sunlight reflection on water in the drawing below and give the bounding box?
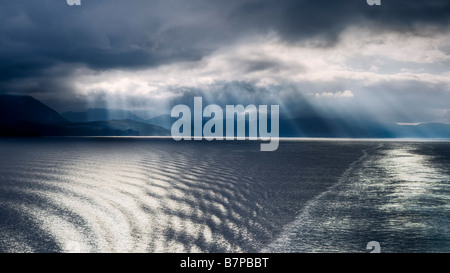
[265,142,450,253]
[1,139,449,253]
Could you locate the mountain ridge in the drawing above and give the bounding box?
[1,95,450,138]
[0,95,169,136]
[61,108,148,123]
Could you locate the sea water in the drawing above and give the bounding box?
[0,138,448,253]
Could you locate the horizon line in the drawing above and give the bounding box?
[42,136,450,142]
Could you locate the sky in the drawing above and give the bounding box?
[0,0,449,123]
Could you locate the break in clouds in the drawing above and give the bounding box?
[0,0,449,122]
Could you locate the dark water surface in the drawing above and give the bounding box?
[0,138,448,253]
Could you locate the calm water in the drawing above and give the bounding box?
[0,138,449,253]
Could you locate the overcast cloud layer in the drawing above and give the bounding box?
[1,0,449,122]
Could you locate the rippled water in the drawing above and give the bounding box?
[265,141,450,253]
[0,138,449,253]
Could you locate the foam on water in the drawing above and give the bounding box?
[263,142,450,253]
[1,138,448,253]
[0,138,367,253]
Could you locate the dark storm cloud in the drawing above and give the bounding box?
[1,0,449,78]
[0,0,209,83]
[0,0,449,119]
[227,0,450,43]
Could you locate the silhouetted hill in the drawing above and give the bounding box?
[278,117,395,138]
[61,108,147,123]
[146,114,177,129]
[0,95,169,136]
[0,95,67,136]
[64,119,170,136]
[1,95,449,138]
[0,95,67,125]
[386,122,450,138]
[169,114,450,139]
[279,117,450,138]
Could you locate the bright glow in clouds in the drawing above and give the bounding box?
[171,97,280,151]
[316,90,354,98]
[69,26,450,121]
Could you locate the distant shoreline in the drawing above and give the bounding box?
[2,135,450,142]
